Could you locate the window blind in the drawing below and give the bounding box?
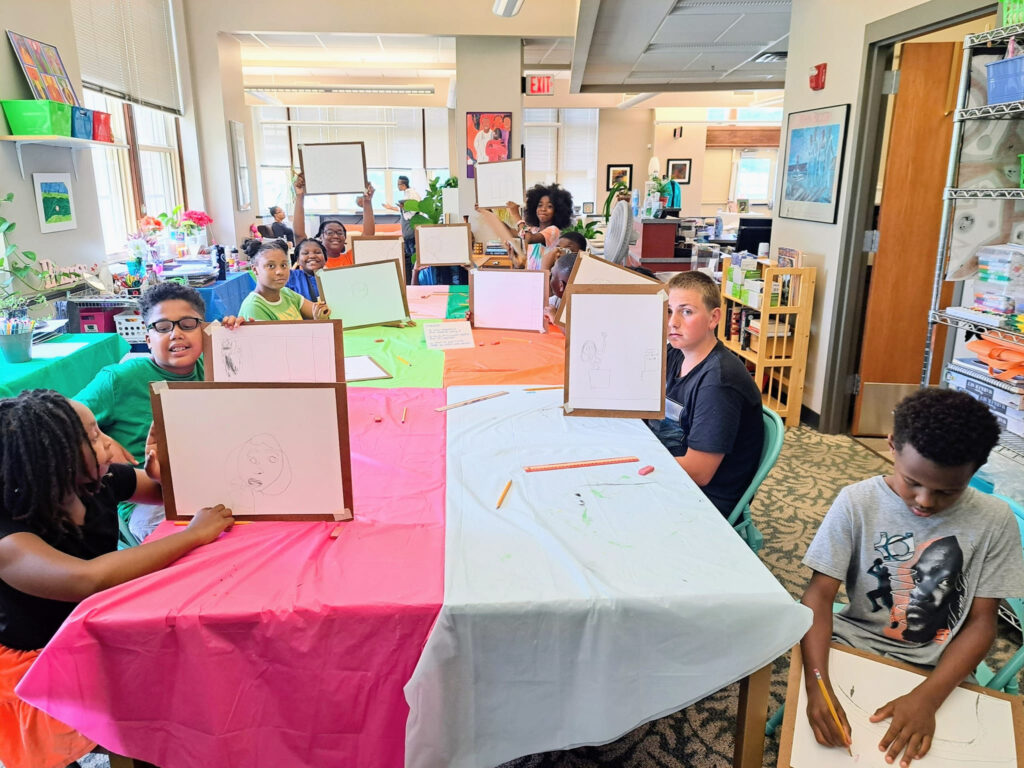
[71,0,182,114]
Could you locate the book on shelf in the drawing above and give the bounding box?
[776,247,803,268]
[748,318,791,337]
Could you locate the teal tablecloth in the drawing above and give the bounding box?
[0,333,129,398]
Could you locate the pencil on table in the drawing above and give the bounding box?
[401,407,407,423]
[813,668,852,756]
[496,479,512,509]
[396,355,412,367]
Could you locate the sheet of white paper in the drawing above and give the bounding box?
[417,225,471,266]
[301,142,366,195]
[475,159,525,209]
[352,237,405,280]
[158,387,347,518]
[344,355,391,382]
[318,261,409,328]
[791,648,1017,768]
[208,323,338,382]
[566,292,664,412]
[442,187,460,220]
[30,341,86,359]
[557,253,659,325]
[423,321,475,350]
[472,270,546,333]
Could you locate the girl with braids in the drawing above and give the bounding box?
[238,240,330,321]
[0,390,233,768]
[475,183,574,271]
[291,173,376,268]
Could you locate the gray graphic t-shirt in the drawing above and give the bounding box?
[804,476,1024,667]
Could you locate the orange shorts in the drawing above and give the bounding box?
[0,644,95,768]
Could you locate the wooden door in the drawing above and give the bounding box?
[852,42,958,436]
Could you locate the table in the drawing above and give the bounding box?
[0,332,129,398]
[196,271,255,322]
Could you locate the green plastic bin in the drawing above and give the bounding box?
[1,100,72,136]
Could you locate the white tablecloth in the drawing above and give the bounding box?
[404,386,811,768]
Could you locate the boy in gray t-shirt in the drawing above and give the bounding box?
[800,389,1024,767]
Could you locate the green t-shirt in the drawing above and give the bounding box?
[239,287,304,321]
[74,356,205,460]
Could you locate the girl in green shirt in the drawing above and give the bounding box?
[239,240,330,322]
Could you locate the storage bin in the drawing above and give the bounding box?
[92,111,113,142]
[78,307,120,333]
[986,56,1024,105]
[0,99,71,136]
[114,309,147,344]
[71,106,94,139]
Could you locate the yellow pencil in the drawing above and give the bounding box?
[813,668,852,756]
[401,407,408,423]
[524,386,562,392]
[496,479,512,509]
[396,355,412,366]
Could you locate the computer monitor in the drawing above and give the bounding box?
[655,207,680,219]
[735,217,772,254]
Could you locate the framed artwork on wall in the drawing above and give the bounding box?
[666,158,691,184]
[778,104,850,224]
[467,112,512,179]
[7,31,79,105]
[606,164,632,190]
[33,173,76,233]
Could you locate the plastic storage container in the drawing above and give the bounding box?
[114,310,147,344]
[71,106,94,139]
[78,308,121,333]
[0,99,71,136]
[987,56,1024,105]
[92,111,113,142]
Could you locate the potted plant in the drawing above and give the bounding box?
[566,218,603,240]
[403,176,458,229]
[602,181,629,220]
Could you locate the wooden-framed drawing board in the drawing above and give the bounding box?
[298,141,367,195]
[415,223,472,266]
[554,252,660,328]
[469,268,548,333]
[150,382,353,522]
[474,158,525,209]
[316,259,410,329]
[202,320,345,383]
[563,284,667,419]
[778,643,1024,768]
[351,235,405,281]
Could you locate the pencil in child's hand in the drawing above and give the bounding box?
[813,668,852,756]
[496,479,512,509]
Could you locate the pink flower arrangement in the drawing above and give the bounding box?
[181,209,213,234]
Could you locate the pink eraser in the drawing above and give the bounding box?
[638,465,655,476]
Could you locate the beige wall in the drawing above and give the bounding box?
[596,109,653,210]
[0,0,105,268]
[653,123,708,215]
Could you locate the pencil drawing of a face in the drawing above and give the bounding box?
[236,433,292,496]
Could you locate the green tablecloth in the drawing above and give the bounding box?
[446,285,469,319]
[0,333,130,399]
[343,323,444,388]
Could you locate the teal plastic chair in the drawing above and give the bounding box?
[727,406,784,553]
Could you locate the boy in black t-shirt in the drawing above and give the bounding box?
[648,271,763,516]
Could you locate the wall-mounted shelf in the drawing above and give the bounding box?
[956,101,1024,120]
[943,187,1024,199]
[0,135,128,180]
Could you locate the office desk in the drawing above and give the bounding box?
[0,333,129,398]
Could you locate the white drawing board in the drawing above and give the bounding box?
[316,260,410,329]
[351,236,405,281]
[344,355,391,382]
[152,383,352,521]
[203,320,343,383]
[555,252,660,327]
[470,269,547,333]
[474,158,525,209]
[415,224,472,266]
[563,285,667,418]
[299,142,367,195]
[784,645,1021,768]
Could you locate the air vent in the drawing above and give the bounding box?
[754,51,787,63]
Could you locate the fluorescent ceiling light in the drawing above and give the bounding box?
[246,85,435,95]
[493,0,525,17]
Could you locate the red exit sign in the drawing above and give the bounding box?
[526,75,553,95]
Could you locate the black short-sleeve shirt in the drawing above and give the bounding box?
[654,341,764,516]
[271,221,295,244]
[0,463,134,651]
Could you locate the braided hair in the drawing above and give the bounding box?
[0,390,98,540]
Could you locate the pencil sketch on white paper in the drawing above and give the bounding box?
[227,433,294,515]
[209,323,337,382]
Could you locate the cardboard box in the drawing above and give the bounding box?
[946,370,1024,410]
[750,330,793,357]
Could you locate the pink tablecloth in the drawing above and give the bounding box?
[406,286,451,320]
[18,388,447,768]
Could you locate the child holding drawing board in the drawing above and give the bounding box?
[648,271,762,516]
[239,240,330,322]
[292,173,376,269]
[0,390,233,768]
[474,183,574,270]
[799,389,1024,767]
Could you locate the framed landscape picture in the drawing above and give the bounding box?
[666,158,691,184]
[33,173,75,233]
[606,164,632,190]
[779,104,850,224]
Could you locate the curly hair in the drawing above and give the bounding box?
[893,388,999,469]
[139,283,206,325]
[0,390,98,540]
[523,183,573,230]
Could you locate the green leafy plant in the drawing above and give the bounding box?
[403,176,459,228]
[650,174,671,197]
[0,192,73,317]
[602,182,629,220]
[566,218,603,239]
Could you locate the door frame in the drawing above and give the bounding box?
[818,0,997,434]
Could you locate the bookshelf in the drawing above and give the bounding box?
[719,256,817,427]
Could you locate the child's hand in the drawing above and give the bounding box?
[186,504,235,544]
[143,422,161,483]
[870,689,938,767]
[313,302,330,319]
[220,315,246,330]
[293,174,305,197]
[805,683,852,750]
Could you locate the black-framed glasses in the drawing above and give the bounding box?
[147,317,203,333]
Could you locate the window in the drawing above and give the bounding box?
[730,149,778,204]
[523,108,598,209]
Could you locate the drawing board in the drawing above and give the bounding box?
[779,644,1024,768]
[554,252,660,327]
[563,285,667,418]
[474,158,525,209]
[203,320,344,383]
[344,355,391,382]
[316,260,410,329]
[415,224,472,266]
[298,142,367,195]
[469,269,547,333]
[150,382,353,522]
[351,235,405,280]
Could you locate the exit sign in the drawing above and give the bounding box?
[526,75,553,95]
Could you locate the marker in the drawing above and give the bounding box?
[813,668,852,756]
[396,355,412,366]
[496,479,512,509]
[401,407,407,423]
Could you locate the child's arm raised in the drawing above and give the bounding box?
[871,596,998,768]
[799,571,852,749]
[0,504,233,602]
